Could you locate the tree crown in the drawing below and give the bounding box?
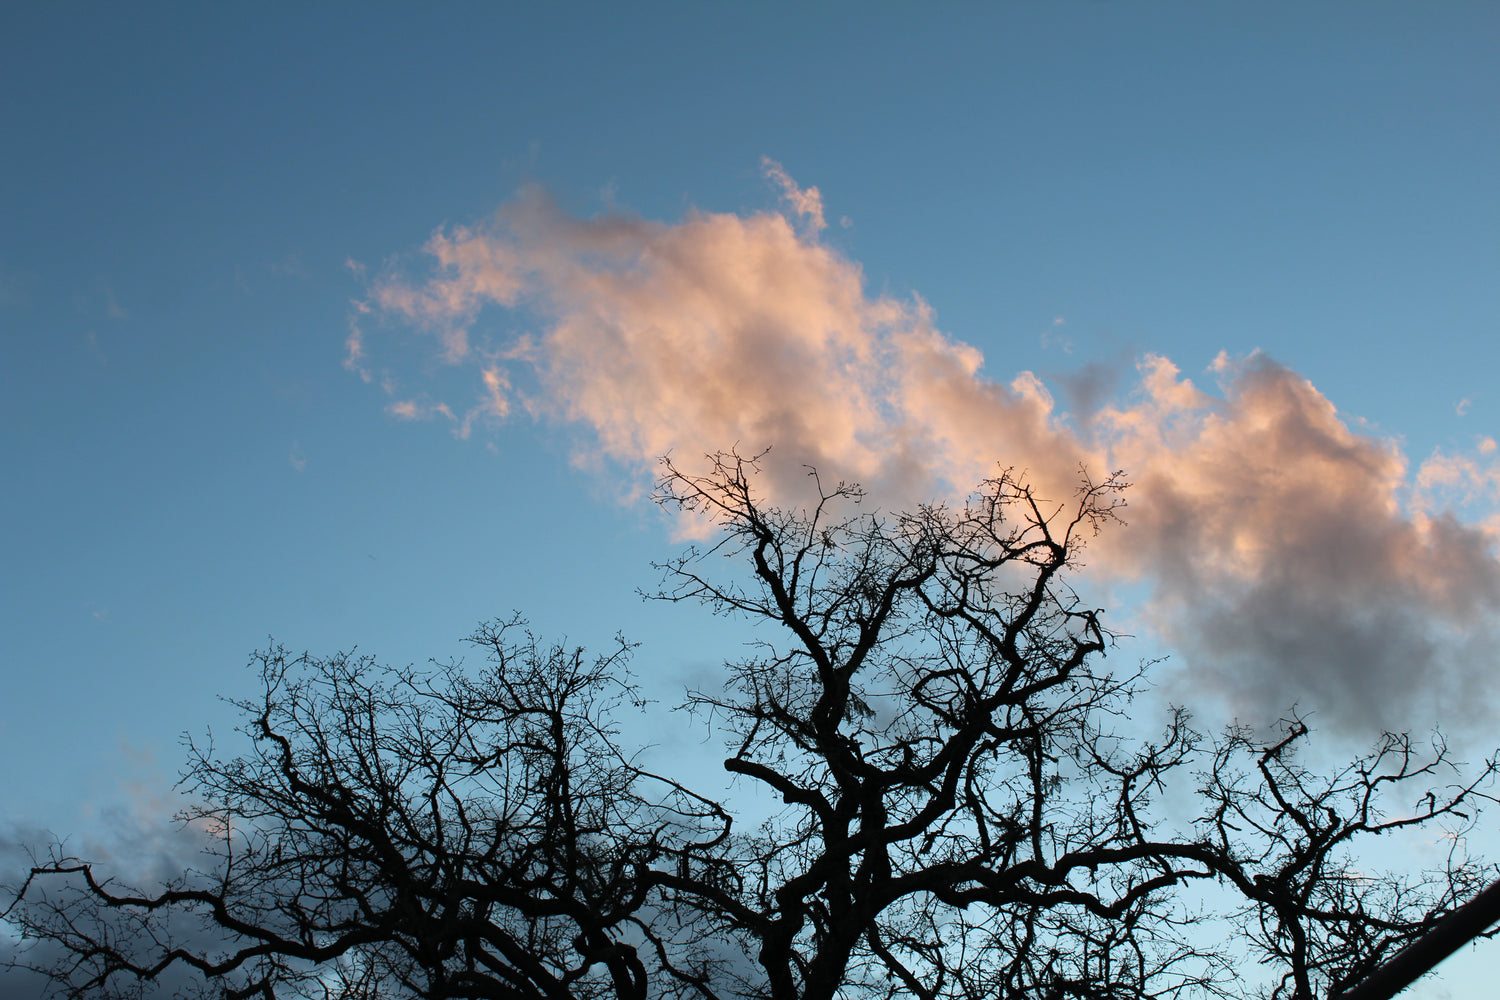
[7,455,1497,1000]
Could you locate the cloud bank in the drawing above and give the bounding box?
[351,163,1500,736]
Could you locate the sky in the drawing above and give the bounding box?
[3,3,1499,996]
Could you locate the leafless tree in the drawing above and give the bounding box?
[6,624,733,1000]
[6,452,1497,999]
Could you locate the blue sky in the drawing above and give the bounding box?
[4,4,1499,995]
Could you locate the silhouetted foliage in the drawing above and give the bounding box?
[7,453,1498,999]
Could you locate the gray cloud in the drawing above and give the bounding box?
[1,803,233,999]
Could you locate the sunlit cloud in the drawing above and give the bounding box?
[385,373,505,440]
[354,167,1500,737]
[387,397,456,425]
[344,299,372,382]
[455,366,511,440]
[1095,353,1500,732]
[1413,439,1500,539]
[761,157,827,233]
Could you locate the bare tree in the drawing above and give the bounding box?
[6,623,733,1000]
[6,453,1497,999]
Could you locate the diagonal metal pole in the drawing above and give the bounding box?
[1332,878,1500,1000]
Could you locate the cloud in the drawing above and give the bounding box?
[387,396,456,425]
[1040,316,1073,354]
[371,221,529,362]
[364,184,1032,509]
[355,167,1500,737]
[0,774,235,999]
[1412,440,1500,538]
[760,157,826,233]
[344,299,373,382]
[382,372,505,441]
[1094,354,1500,732]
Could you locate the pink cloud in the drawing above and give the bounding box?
[388,399,423,419]
[761,157,827,233]
[455,366,510,439]
[357,168,1500,736]
[1092,354,1500,730]
[344,299,373,382]
[365,185,1041,509]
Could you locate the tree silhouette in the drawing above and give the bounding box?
[7,453,1497,999]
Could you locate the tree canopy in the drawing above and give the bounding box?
[7,454,1497,1000]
